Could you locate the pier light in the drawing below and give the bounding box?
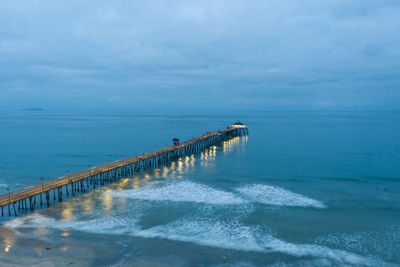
[40,177,44,190]
[39,177,45,206]
[6,187,10,204]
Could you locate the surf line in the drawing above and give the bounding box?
[0,122,248,217]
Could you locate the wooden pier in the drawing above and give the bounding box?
[0,124,248,217]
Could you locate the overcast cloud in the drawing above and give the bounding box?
[0,0,399,111]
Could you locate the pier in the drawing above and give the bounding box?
[0,124,248,216]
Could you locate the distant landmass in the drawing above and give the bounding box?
[22,107,44,111]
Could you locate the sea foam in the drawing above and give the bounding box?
[236,184,326,208]
[107,181,246,205]
[6,214,382,266]
[315,228,400,263]
[106,181,325,209]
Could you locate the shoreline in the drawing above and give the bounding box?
[0,226,88,266]
[0,225,176,267]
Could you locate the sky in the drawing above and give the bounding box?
[0,0,399,111]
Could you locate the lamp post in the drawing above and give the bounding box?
[87,164,91,189]
[69,179,74,195]
[6,187,10,216]
[39,177,44,206]
[66,170,70,194]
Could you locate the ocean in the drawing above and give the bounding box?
[0,111,399,266]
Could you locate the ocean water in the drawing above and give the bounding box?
[0,111,399,266]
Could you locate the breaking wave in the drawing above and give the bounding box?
[5,214,383,266]
[315,227,400,263]
[106,181,326,209]
[236,184,326,208]
[107,181,246,205]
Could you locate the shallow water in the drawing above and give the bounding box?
[0,111,399,266]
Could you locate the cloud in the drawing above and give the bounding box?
[0,0,399,111]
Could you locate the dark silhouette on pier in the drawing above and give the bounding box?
[0,124,248,216]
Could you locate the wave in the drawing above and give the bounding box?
[106,181,325,209]
[316,227,400,263]
[107,181,246,205]
[235,184,326,208]
[6,214,383,266]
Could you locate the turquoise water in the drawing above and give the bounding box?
[0,111,399,266]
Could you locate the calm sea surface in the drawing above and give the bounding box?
[0,111,399,266]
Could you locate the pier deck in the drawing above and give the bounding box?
[0,125,248,216]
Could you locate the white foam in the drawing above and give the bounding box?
[7,214,382,266]
[4,213,139,237]
[265,238,372,266]
[107,181,246,205]
[4,213,58,230]
[139,219,267,252]
[105,181,325,209]
[316,228,400,263]
[139,219,378,266]
[3,218,26,229]
[236,184,326,208]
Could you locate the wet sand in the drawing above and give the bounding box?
[0,226,176,267]
[0,226,87,266]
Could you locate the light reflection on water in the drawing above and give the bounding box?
[100,189,113,212]
[131,177,140,189]
[177,158,184,174]
[61,205,74,221]
[82,197,94,213]
[60,230,70,237]
[60,245,69,252]
[2,232,14,253]
[191,154,195,167]
[154,168,160,179]
[92,136,246,214]
[118,178,129,189]
[34,227,50,237]
[223,136,247,155]
[70,136,245,216]
[162,166,168,178]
